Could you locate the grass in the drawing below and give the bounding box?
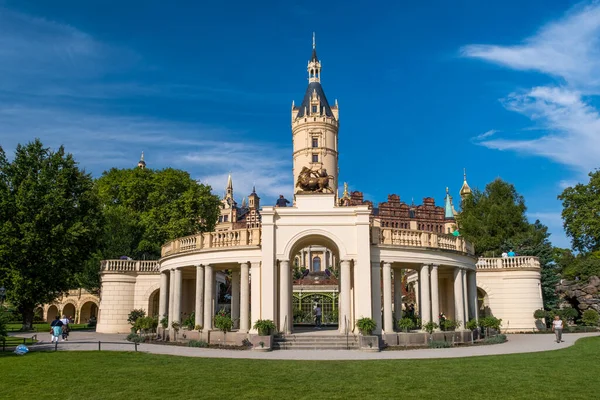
[6,323,90,332]
[1,337,599,399]
[1,336,37,346]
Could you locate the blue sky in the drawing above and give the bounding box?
[1,0,598,249]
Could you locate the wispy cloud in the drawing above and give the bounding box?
[463,2,600,174]
[473,129,497,140]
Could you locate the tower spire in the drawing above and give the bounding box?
[137,151,146,169]
[460,168,472,200]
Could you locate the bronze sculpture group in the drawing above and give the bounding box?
[296,166,334,193]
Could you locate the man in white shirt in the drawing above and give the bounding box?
[552,315,564,343]
[60,315,70,341]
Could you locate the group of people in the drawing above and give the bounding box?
[50,315,71,343]
[501,249,517,258]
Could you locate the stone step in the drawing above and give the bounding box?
[273,343,360,350]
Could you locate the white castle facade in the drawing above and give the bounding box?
[42,39,544,343]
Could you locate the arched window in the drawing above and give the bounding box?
[312,256,321,272]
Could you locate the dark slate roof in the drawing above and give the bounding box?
[311,47,318,62]
[295,82,335,119]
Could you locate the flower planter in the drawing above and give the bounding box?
[359,335,380,352]
[250,334,273,351]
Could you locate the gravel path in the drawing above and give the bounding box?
[9,330,599,361]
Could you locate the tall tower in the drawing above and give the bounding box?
[292,33,339,194]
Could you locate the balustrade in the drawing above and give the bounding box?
[376,227,475,255]
[476,256,540,270]
[161,228,262,257]
[100,260,159,273]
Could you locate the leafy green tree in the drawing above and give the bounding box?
[79,167,220,291]
[558,170,600,254]
[0,140,102,329]
[458,179,559,309]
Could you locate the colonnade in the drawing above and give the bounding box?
[380,263,478,333]
[158,263,254,333]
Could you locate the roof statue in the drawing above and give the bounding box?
[296,166,333,193]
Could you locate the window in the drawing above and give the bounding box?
[218,216,223,223]
[312,138,318,148]
[223,215,228,222]
[312,256,321,272]
[312,153,318,163]
[312,105,317,113]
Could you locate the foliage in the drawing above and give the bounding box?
[581,310,599,326]
[558,170,600,254]
[428,340,451,348]
[195,325,203,332]
[422,321,439,334]
[478,316,502,332]
[79,167,221,291]
[0,140,103,329]
[356,317,377,335]
[483,334,507,344]
[213,309,233,333]
[171,322,180,332]
[188,340,209,348]
[0,308,8,338]
[182,312,195,330]
[160,315,168,329]
[534,309,547,320]
[126,333,144,343]
[560,253,600,281]
[134,316,158,334]
[253,319,276,336]
[397,317,415,332]
[87,317,97,328]
[441,319,461,331]
[127,309,146,326]
[466,319,478,331]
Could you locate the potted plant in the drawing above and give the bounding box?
[441,319,461,331]
[251,319,275,351]
[253,319,276,336]
[397,317,415,333]
[356,317,377,335]
[422,321,439,334]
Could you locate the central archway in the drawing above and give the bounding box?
[280,231,348,334]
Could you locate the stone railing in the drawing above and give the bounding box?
[476,256,540,270]
[100,260,160,274]
[374,227,475,256]
[161,228,262,257]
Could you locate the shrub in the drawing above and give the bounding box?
[160,315,168,329]
[483,334,507,344]
[253,319,276,336]
[195,325,203,332]
[397,317,415,333]
[126,333,144,343]
[182,312,195,330]
[533,309,546,320]
[429,340,451,348]
[582,309,599,326]
[87,317,97,329]
[422,321,439,334]
[127,309,146,326]
[560,307,579,321]
[466,319,478,331]
[213,309,233,333]
[188,340,209,348]
[356,317,377,335]
[441,319,461,331]
[135,316,158,334]
[479,316,502,331]
[0,309,8,338]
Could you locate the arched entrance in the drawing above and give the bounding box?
[62,303,76,320]
[282,232,347,334]
[46,305,59,322]
[79,301,98,324]
[477,287,491,317]
[148,289,160,317]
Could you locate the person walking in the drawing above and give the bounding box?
[60,315,70,341]
[552,315,564,343]
[50,316,64,343]
[314,304,322,329]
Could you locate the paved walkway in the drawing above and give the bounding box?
[9,330,599,360]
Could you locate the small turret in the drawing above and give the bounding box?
[248,185,260,210]
[444,187,455,219]
[137,152,146,169]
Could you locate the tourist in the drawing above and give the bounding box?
[552,315,564,343]
[60,315,70,341]
[275,195,290,207]
[50,316,63,343]
[501,252,508,258]
[507,249,515,257]
[314,304,322,329]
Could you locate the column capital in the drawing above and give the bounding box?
[382,261,392,267]
[430,263,439,268]
[195,264,204,268]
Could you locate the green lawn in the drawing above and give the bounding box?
[1,337,599,399]
[6,323,90,332]
[1,336,37,346]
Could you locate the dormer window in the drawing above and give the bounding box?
[312,105,317,114]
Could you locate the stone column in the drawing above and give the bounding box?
[370,262,382,334]
[462,269,469,324]
[240,262,250,332]
[159,271,169,320]
[420,264,431,324]
[173,268,182,324]
[382,262,393,333]
[468,270,478,321]
[430,264,440,326]
[308,247,312,270]
[195,265,204,329]
[340,260,352,333]
[279,260,291,333]
[231,270,240,329]
[393,268,403,323]
[453,267,465,325]
[168,269,175,328]
[203,265,214,330]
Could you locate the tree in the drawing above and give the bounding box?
[457,179,559,309]
[0,140,102,329]
[78,167,221,291]
[457,179,531,256]
[558,170,600,254]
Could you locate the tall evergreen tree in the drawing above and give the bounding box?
[0,140,102,329]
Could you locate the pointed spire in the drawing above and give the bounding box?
[444,187,455,219]
[137,151,146,169]
[311,32,318,61]
[242,197,247,208]
[140,151,145,162]
[227,173,233,190]
[460,168,472,199]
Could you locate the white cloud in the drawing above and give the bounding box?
[464,2,600,173]
[473,129,497,140]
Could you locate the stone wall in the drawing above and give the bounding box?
[557,276,600,313]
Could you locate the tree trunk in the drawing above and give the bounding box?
[19,304,35,331]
